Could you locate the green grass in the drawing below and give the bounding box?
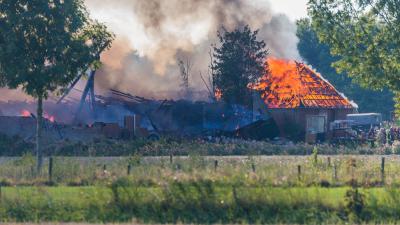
[0,153,399,223]
[0,186,347,207]
[0,185,400,223]
[0,154,397,187]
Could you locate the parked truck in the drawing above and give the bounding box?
[330,113,382,145]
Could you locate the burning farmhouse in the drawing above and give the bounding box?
[252,58,357,142]
[0,58,357,144]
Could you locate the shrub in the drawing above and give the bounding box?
[344,188,366,222]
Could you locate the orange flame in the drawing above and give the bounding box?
[214,88,222,101]
[44,112,55,123]
[253,58,353,109]
[20,109,55,122]
[21,109,31,117]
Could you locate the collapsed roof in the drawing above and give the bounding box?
[253,58,356,109]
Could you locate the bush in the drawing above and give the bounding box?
[392,141,400,154]
[0,134,33,156]
[345,188,366,222]
[0,135,397,156]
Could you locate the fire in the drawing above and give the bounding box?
[253,58,353,109]
[20,109,55,122]
[21,109,31,117]
[214,88,222,101]
[44,112,55,123]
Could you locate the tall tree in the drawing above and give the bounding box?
[296,18,394,117]
[0,0,114,172]
[212,25,268,106]
[177,57,192,98]
[308,0,400,115]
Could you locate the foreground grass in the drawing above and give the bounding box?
[1,185,400,223]
[2,154,400,223]
[0,155,398,187]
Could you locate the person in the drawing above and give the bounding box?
[377,128,387,145]
[389,127,396,144]
[367,127,376,148]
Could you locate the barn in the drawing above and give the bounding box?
[252,58,358,142]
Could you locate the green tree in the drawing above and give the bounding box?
[212,25,268,106]
[308,0,400,115]
[0,0,114,172]
[296,18,394,118]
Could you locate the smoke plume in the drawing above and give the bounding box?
[85,0,301,100]
[0,0,301,102]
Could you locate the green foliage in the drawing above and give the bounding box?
[212,25,268,105]
[2,155,400,223]
[0,134,33,156]
[1,136,399,157]
[0,154,399,188]
[0,0,113,98]
[13,152,35,167]
[3,185,400,223]
[0,0,114,170]
[394,91,400,117]
[188,151,206,170]
[345,188,366,222]
[308,0,400,114]
[127,152,142,167]
[312,146,319,166]
[296,18,394,117]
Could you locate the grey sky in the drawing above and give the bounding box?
[269,0,308,21]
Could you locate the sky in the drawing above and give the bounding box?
[0,0,311,102]
[269,0,309,21]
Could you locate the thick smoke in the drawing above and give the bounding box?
[259,15,300,59]
[0,0,301,102]
[85,0,301,100]
[0,89,33,102]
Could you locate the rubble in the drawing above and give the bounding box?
[0,58,368,144]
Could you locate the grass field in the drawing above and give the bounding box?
[0,154,400,223]
[0,185,400,223]
[0,154,396,187]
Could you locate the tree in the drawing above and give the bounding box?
[177,57,192,98]
[211,25,268,106]
[0,0,114,172]
[296,18,394,117]
[308,0,400,114]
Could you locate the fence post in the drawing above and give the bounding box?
[31,166,35,178]
[350,158,356,181]
[48,157,53,182]
[327,157,331,167]
[214,160,218,172]
[127,164,131,175]
[333,163,338,182]
[169,154,173,164]
[297,165,301,180]
[381,157,385,185]
[103,164,107,171]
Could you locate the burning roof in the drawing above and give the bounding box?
[253,58,355,109]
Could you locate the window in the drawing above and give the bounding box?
[307,115,326,134]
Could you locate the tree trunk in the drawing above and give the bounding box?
[36,94,43,174]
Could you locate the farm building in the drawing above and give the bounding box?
[252,58,357,142]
